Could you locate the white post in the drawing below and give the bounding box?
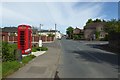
[39,40,42,47]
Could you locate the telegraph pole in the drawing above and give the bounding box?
[55,23,57,39]
[39,24,43,48]
[39,24,42,40]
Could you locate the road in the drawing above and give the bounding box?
[56,38,118,78]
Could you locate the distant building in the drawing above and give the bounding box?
[84,22,107,40]
[73,27,81,34]
[2,27,18,43]
[1,27,56,43]
[73,27,84,40]
[38,30,62,39]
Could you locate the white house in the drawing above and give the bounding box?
[38,30,62,39]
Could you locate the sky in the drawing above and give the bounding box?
[0,0,119,34]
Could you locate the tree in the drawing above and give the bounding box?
[93,19,102,22]
[104,19,120,33]
[95,31,100,40]
[85,19,93,26]
[84,19,105,28]
[102,19,106,22]
[86,19,93,24]
[66,27,74,39]
[47,34,55,37]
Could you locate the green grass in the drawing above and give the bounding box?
[2,61,21,77]
[32,47,37,52]
[22,55,36,64]
[32,47,48,52]
[0,62,2,79]
[2,55,36,78]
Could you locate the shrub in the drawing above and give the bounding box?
[73,34,81,40]
[47,34,55,37]
[2,42,17,62]
[100,35,109,41]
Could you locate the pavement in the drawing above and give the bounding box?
[6,40,61,79]
[57,38,119,78]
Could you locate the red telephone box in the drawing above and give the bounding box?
[18,25,32,55]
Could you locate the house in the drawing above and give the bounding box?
[38,30,62,39]
[73,27,84,40]
[84,22,107,40]
[73,27,81,34]
[1,27,57,43]
[2,27,18,43]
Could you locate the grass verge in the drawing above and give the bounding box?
[32,46,48,52]
[2,55,36,78]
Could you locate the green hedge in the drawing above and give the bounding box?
[2,42,17,62]
[73,34,81,40]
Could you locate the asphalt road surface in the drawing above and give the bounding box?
[56,38,118,78]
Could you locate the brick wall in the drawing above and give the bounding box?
[2,32,55,43]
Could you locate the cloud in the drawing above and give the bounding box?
[1,2,112,34]
[0,2,2,27]
[46,2,105,29]
[1,0,120,2]
[2,7,33,26]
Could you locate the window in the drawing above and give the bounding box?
[20,31,25,49]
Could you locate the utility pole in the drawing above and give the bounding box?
[55,23,57,39]
[39,24,43,48]
[39,24,43,40]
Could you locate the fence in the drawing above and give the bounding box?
[2,35,55,43]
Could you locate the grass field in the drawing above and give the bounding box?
[2,55,36,78]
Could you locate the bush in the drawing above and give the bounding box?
[100,35,109,41]
[73,34,81,40]
[2,42,17,62]
[47,34,55,37]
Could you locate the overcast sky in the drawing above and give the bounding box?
[0,0,119,34]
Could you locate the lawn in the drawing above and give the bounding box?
[2,54,36,78]
[32,46,48,52]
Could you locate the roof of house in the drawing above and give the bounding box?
[2,27,18,33]
[32,29,38,34]
[38,30,58,33]
[84,22,105,29]
[2,27,60,34]
[74,27,81,30]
